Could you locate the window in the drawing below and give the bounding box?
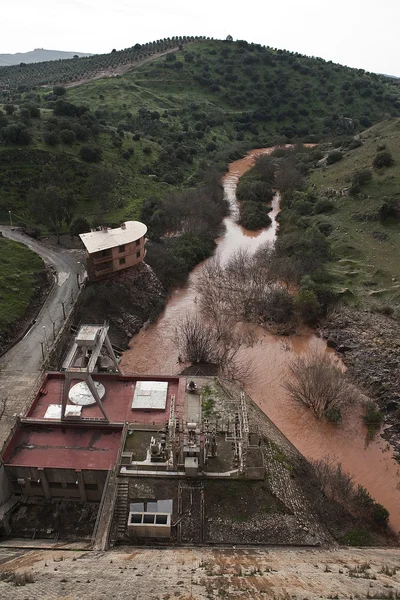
[119,258,126,265]
[119,244,125,253]
[49,482,62,489]
[97,261,113,272]
[101,249,111,257]
[136,239,140,247]
[136,251,141,258]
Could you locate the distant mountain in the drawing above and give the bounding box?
[0,48,92,67]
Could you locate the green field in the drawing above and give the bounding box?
[307,119,400,305]
[0,237,44,330]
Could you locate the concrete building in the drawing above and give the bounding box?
[79,221,147,281]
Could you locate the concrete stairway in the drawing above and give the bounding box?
[114,480,129,540]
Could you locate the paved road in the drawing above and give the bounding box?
[0,227,84,373]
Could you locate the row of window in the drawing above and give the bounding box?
[118,239,142,253]
[119,249,142,265]
[99,238,143,258]
[28,480,98,491]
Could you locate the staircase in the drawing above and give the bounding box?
[114,480,129,540]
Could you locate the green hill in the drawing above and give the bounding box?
[306,119,400,306]
[1,38,400,234]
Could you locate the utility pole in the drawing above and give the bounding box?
[8,211,12,227]
[43,325,49,352]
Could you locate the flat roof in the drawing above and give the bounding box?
[79,221,147,254]
[132,381,169,410]
[3,426,121,470]
[26,373,182,426]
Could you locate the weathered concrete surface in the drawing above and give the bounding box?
[0,546,399,599]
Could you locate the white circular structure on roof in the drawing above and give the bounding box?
[68,381,105,406]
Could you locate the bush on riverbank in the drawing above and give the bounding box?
[311,457,390,528]
[236,155,275,230]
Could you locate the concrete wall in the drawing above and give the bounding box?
[0,464,13,508]
[5,465,108,502]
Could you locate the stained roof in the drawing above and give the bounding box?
[79,221,147,254]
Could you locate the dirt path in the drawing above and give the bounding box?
[63,47,179,89]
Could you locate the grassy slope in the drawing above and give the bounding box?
[2,39,400,230]
[0,236,44,330]
[0,106,169,228]
[308,119,400,305]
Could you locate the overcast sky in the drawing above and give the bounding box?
[2,0,399,76]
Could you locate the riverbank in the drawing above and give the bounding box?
[120,147,400,535]
[322,307,400,457]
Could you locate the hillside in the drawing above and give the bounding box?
[0,49,92,67]
[307,118,400,305]
[0,235,47,350]
[1,38,400,232]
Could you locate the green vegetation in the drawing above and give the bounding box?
[339,529,372,546]
[307,118,400,307]
[0,237,44,331]
[1,37,400,236]
[201,384,216,417]
[236,155,274,229]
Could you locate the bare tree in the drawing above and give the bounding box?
[174,313,252,383]
[195,247,276,326]
[283,351,352,419]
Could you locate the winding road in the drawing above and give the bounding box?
[0,227,84,444]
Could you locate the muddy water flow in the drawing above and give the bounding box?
[121,148,400,533]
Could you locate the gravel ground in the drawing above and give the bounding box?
[0,546,400,599]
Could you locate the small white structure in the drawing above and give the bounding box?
[131,381,169,410]
[127,500,173,538]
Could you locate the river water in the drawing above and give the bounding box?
[121,148,400,533]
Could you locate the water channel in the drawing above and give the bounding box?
[121,148,400,533]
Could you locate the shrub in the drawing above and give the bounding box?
[314,198,335,214]
[379,198,400,220]
[43,130,60,146]
[263,288,294,323]
[295,287,321,324]
[372,503,389,526]
[237,179,274,204]
[4,104,15,115]
[373,150,394,169]
[326,150,343,165]
[363,401,383,427]
[60,129,76,144]
[70,216,91,237]
[239,201,272,230]
[348,138,362,150]
[317,221,334,237]
[284,351,351,419]
[351,169,372,188]
[80,145,102,162]
[53,85,66,96]
[2,123,31,145]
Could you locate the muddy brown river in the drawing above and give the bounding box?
[121,148,400,533]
